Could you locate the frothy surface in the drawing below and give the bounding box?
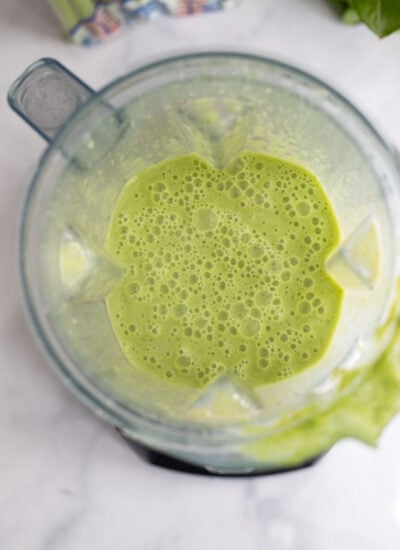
[105,152,343,387]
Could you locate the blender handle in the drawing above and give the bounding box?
[7,58,94,142]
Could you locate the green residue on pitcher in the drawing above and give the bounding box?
[242,294,400,468]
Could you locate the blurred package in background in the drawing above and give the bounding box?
[48,0,238,45]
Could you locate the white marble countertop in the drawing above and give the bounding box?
[1,1,400,548]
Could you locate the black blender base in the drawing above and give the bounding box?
[116,429,324,477]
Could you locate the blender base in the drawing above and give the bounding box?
[116,429,325,476]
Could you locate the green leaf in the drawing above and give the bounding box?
[350,0,400,37]
[326,1,361,25]
[328,0,351,12]
[342,7,361,24]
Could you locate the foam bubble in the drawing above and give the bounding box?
[232,302,248,319]
[126,282,140,295]
[230,187,241,199]
[296,202,310,216]
[249,243,264,259]
[173,304,187,318]
[177,355,191,368]
[255,290,272,306]
[298,301,311,314]
[241,318,260,337]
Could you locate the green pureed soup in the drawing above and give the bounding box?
[105,151,343,388]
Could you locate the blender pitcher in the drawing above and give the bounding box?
[8,53,400,474]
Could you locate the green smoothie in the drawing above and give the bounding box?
[105,151,343,388]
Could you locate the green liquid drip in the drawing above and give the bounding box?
[105,151,343,387]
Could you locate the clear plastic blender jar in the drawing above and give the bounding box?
[8,53,400,474]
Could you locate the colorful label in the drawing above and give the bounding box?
[49,0,237,44]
